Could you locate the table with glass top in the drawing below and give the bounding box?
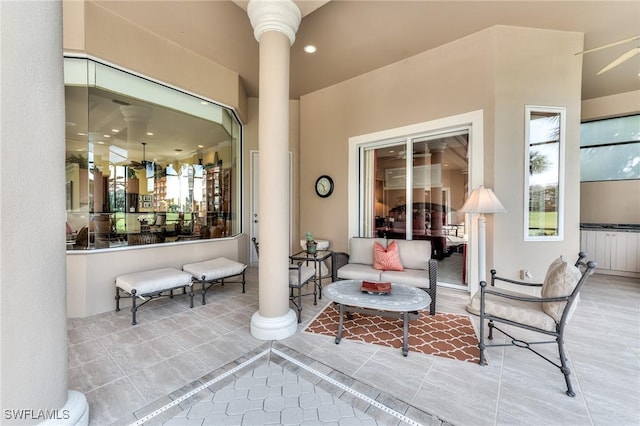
[324,280,431,356]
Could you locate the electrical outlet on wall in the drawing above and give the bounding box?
[520,269,533,280]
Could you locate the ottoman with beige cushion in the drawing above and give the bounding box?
[182,257,248,305]
[115,267,194,325]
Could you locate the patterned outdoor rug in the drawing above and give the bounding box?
[304,303,481,363]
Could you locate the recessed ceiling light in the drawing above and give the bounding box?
[146,132,154,136]
[77,132,87,136]
[97,141,105,145]
[103,134,110,138]
[304,45,317,53]
[112,129,119,133]
[198,145,204,148]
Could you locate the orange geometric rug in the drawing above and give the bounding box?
[304,304,481,363]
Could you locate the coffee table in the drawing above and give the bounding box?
[324,280,431,356]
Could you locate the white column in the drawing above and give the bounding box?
[247,0,301,339]
[0,2,88,424]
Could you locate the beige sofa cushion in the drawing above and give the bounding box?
[348,237,387,265]
[466,288,557,332]
[541,256,582,322]
[336,263,383,281]
[381,269,430,288]
[389,239,431,270]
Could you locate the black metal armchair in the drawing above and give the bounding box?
[467,252,597,397]
[251,238,316,323]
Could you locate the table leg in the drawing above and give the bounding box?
[335,304,344,344]
[402,311,409,356]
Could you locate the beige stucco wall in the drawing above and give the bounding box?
[63,1,248,122]
[581,90,640,122]
[299,25,583,284]
[581,181,640,224]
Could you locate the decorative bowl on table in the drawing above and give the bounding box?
[360,281,392,295]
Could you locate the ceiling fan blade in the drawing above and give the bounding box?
[597,46,640,74]
[575,35,640,55]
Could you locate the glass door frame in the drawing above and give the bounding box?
[348,110,485,294]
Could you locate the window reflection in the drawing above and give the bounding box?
[525,106,565,240]
[65,58,241,249]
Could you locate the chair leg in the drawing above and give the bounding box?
[557,335,575,397]
[296,286,302,323]
[479,310,486,365]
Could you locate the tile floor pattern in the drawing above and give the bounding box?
[68,267,640,425]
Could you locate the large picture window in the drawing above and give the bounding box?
[64,57,242,250]
[524,105,565,241]
[580,114,640,182]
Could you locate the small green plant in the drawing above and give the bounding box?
[305,231,317,254]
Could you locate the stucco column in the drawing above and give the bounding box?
[247,0,301,339]
[0,1,88,424]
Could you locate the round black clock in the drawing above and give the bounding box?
[315,175,334,198]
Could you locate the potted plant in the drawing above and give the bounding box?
[305,231,317,254]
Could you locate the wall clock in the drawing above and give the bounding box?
[315,175,334,198]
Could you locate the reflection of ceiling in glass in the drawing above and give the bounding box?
[375,134,469,172]
[65,86,233,166]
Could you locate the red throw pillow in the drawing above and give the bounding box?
[373,241,404,271]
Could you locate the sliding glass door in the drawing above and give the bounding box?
[359,131,470,286]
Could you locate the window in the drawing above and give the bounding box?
[524,106,565,241]
[357,131,469,284]
[64,57,241,249]
[580,115,640,182]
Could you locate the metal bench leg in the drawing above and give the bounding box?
[200,277,207,305]
[241,270,246,293]
[131,289,138,325]
[115,287,121,311]
[188,285,194,308]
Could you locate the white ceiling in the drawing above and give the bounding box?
[95,0,640,101]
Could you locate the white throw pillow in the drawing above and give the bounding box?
[349,237,386,265]
[541,256,582,322]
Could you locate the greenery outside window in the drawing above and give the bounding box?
[524,105,565,241]
[65,57,242,250]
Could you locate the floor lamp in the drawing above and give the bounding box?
[460,186,506,283]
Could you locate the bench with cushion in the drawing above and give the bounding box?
[115,267,194,325]
[182,257,248,305]
[332,237,438,315]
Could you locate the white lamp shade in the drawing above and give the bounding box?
[460,185,507,214]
